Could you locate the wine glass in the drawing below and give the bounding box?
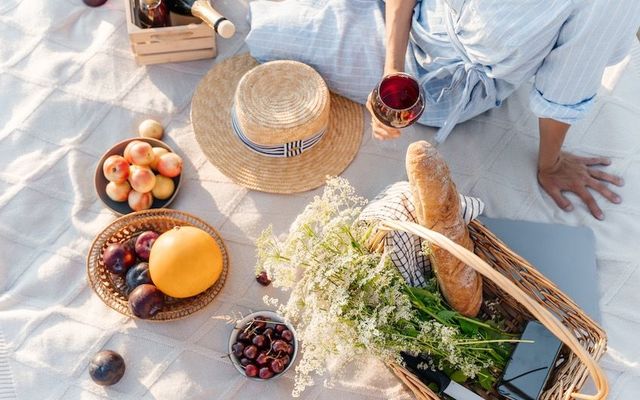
[369,73,425,129]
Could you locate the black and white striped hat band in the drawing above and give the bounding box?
[231,105,327,158]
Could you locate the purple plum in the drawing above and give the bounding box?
[89,350,125,386]
[128,284,164,319]
[125,262,152,292]
[134,231,159,261]
[103,243,136,275]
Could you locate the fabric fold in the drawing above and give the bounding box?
[528,88,596,125]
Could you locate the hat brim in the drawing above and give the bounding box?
[191,53,364,194]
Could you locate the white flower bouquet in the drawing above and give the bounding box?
[256,177,521,397]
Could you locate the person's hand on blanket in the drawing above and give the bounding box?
[537,117,624,220]
[538,152,624,220]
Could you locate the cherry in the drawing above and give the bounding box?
[239,358,251,367]
[274,324,286,334]
[245,364,258,377]
[253,317,267,330]
[281,354,290,366]
[232,342,245,358]
[243,345,258,360]
[256,271,271,286]
[259,367,274,379]
[271,340,287,353]
[281,330,293,342]
[237,332,251,343]
[252,334,266,348]
[270,358,285,374]
[256,352,269,367]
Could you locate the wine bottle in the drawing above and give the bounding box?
[138,0,171,28]
[166,0,235,38]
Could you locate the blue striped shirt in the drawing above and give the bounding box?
[247,0,639,137]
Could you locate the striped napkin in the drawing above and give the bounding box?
[359,181,484,287]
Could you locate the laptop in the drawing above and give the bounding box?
[479,218,600,323]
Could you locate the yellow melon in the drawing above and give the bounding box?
[149,226,223,298]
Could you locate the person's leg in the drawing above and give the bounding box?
[246,0,387,104]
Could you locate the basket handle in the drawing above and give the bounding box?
[377,220,608,400]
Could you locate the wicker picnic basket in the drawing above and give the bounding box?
[370,219,608,400]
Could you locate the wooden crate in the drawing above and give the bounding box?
[124,0,216,65]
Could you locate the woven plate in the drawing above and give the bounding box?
[87,209,229,321]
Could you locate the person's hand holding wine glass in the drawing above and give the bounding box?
[366,0,424,141]
[366,73,425,141]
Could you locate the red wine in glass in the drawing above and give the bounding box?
[370,73,425,129]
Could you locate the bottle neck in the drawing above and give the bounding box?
[191,0,225,30]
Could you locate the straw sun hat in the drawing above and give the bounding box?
[192,53,364,194]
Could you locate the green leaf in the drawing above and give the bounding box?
[459,318,480,335]
[427,383,440,392]
[478,371,495,391]
[400,323,419,337]
[407,286,438,302]
[436,310,457,324]
[442,365,454,376]
[450,370,468,383]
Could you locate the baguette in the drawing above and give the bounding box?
[406,141,482,317]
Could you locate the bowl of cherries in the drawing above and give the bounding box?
[228,311,298,380]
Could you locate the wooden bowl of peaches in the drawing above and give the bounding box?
[95,138,183,215]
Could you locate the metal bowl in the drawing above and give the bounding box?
[228,310,298,380]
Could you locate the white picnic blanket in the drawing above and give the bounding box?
[0,1,639,399]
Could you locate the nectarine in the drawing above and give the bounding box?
[128,190,153,211]
[103,155,130,183]
[129,165,156,193]
[151,175,175,200]
[149,147,169,171]
[129,141,155,166]
[157,153,183,178]
[105,181,132,202]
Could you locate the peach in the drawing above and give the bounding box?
[157,153,183,178]
[128,165,156,193]
[151,175,175,200]
[103,155,130,183]
[149,147,169,171]
[105,181,132,202]
[128,190,153,212]
[138,119,164,140]
[129,141,155,166]
[123,140,144,164]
